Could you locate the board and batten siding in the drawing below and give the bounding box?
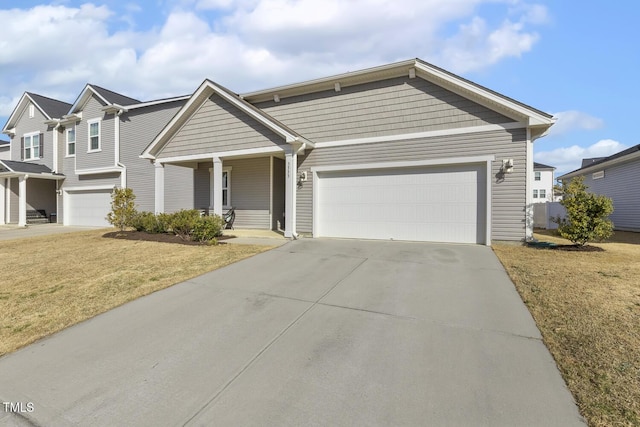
[119,100,191,213]
[75,95,115,171]
[10,100,54,169]
[296,128,528,241]
[581,159,640,231]
[256,76,514,143]
[193,158,272,229]
[160,94,286,158]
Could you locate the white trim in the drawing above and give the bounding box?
[63,185,116,192]
[3,93,52,134]
[155,145,284,164]
[310,155,495,173]
[0,178,5,225]
[269,156,273,230]
[75,167,123,176]
[154,162,165,214]
[525,128,533,240]
[311,157,494,245]
[313,122,525,149]
[559,150,640,180]
[592,170,605,180]
[87,118,101,153]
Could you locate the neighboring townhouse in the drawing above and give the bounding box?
[532,162,556,202]
[0,139,9,160]
[142,58,556,245]
[558,144,640,231]
[1,87,191,226]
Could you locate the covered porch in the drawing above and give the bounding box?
[0,160,64,227]
[154,145,306,238]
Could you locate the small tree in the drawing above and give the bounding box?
[106,187,137,231]
[552,176,614,246]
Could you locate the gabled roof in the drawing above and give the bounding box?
[534,162,555,170]
[2,92,72,134]
[559,144,640,180]
[142,79,310,159]
[242,58,555,132]
[69,84,141,113]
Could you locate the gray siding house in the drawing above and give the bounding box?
[1,87,190,226]
[0,140,9,160]
[558,144,640,231]
[143,58,556,245]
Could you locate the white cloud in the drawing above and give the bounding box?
[0,0,548,118]
[535,139,628,177]
[548,110,604,136]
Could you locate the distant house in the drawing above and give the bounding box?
[558,144,640,231]
[0,139,9,160]
[532,162,556,203]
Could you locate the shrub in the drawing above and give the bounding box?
[106,188,137,231]
[191,215,225,243]
[552,176,614,246]
[168,209,201,240]
[132,211,169,234]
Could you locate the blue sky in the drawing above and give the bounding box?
[1,0,637,176]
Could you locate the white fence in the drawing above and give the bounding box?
[533,202,566,229]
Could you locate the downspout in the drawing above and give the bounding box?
[115,109,126,188]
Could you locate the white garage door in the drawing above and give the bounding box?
[66,189,113,227]
[316,164,486,244]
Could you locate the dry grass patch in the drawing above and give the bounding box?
[493,230,640,426]
[0,229,273,357]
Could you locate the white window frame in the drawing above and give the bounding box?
[66,126,76,157]
[534,171,541,181]
[539,189,546,199]
[222,168,231,209]
[23,131,40,161]
[533,189,538,198]
[87,119,101,152]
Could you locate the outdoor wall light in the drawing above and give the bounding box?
[502,159,514,173]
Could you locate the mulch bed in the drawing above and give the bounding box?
[103,231,235,246]
[527,241,605,252]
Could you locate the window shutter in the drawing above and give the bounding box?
[20,137,24,161]
[39,133,44,158]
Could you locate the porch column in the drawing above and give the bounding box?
[211,157,223,217]
[0,178,5,225]
[154,162,165,214]
[284,147,297,238]
[18,175,28,227]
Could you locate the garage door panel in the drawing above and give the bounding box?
[317,165,485,244]
[66,190,113,227]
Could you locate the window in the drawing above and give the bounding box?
[539,189,546,199]
[533,189,538,198]
[222,170,231,207]
[534,171,541,181]
[23,132,41,160]
[88,119,101,152]
[66,127,76,156]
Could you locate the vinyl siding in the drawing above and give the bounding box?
[193,158,272,229]
[26,179,56,216]
[9,178,18,223]
[75,95,115,170]
[256,76,514,143]
[160,94,286,158]
[118,100,190,212]
[297,128,528,241]
[10,100,54,169]
[581,159,640,231]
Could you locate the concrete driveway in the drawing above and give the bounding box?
[0,239,585,426]
[0,224,105,241]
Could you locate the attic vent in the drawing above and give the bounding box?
[29,105,35,118]
[592,171,605,180]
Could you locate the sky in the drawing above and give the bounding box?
[0,0,638,177]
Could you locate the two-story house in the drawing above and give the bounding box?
[1,87,191,226]
[0,139,9,160]
[532,162,556,203]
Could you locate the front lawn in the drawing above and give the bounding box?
[493,231,640,426]
[0,230,273,357]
